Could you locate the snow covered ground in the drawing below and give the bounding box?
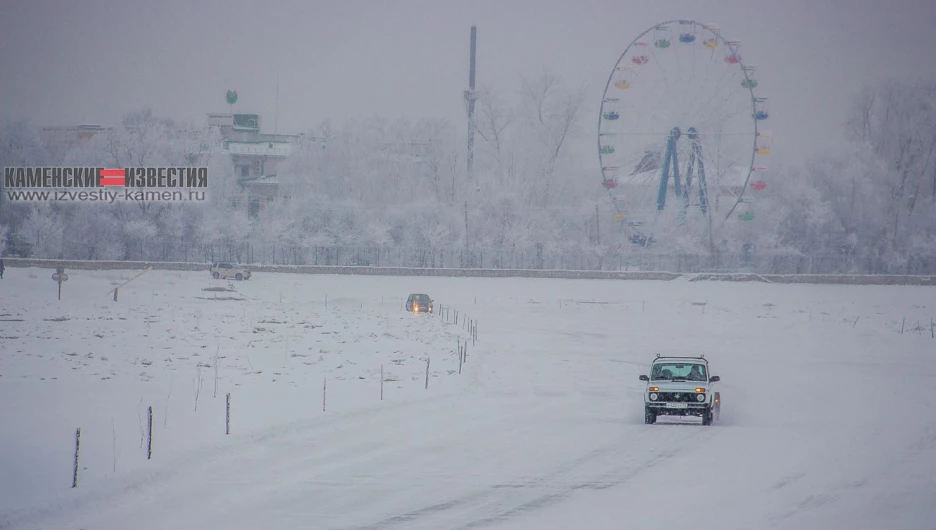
[1,268,935,529]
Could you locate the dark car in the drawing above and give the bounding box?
[405,293,433,313]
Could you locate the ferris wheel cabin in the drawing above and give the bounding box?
[754,97,769,120]
[678,20,696,43]
[654,25,671,48]
[631,42,650,64]
[741,66,758,89]
[756,131,772,155]
[724,41,742,64]
[614,67,632,89]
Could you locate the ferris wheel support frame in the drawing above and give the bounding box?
[657,127,683,211]
[655,126,711,224]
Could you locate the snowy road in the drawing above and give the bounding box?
[2,270,935,529]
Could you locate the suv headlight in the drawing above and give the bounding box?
[649,393,658,401]
[696,393,705,402]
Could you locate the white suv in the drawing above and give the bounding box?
[209,262,252,280]
[639,355,721,425]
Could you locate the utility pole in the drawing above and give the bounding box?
[274,73,280,134]
[464,201,469,266]
[595,204,601,246]
[596,204,602,271]
[464,26,478,182]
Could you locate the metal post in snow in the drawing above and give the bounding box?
[147,406,153,460]
[72,428,81,488]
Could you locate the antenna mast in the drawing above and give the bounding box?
[464,25,477,181]
[274,74,280,134]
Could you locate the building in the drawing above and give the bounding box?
[41,114,304,217]
[40,124,109,153]
[207,113,299,179]
[35,113,303,215]
[207,112,301,216]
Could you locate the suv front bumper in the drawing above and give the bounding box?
[646,402,710,415]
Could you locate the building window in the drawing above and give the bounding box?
[240,165,249,177]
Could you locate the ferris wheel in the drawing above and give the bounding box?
[597,20,771,248]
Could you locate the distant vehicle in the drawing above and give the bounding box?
[639,355,721,425]
[405,293,433,313]
[209,262,252,280]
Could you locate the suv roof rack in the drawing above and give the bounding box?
[653,354,707,360]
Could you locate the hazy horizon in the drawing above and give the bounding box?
[2,0,935,169]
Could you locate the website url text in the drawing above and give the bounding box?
[5,189,206,203]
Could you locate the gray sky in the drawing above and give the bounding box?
[2,0,935,169]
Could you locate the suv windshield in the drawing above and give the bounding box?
[413,294,430,301]
[651,362,707,381]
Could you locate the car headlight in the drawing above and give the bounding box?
[649,393,658,401]
[696,393,705,402]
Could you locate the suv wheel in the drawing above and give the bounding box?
[212,272,220,279]
[701,406,713,426]
[644,407,656,424]
[235,273,243,280]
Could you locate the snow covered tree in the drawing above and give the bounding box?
[14,203,65,258]
[844,80,936,255]
[472,84,515,172]
[0,118,45,251]
[0,222,9,256]
[516,70,588,208]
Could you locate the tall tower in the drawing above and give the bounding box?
[464,26,478,180]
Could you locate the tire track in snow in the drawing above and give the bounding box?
[766,423,936,525]
[343,424,721,530]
